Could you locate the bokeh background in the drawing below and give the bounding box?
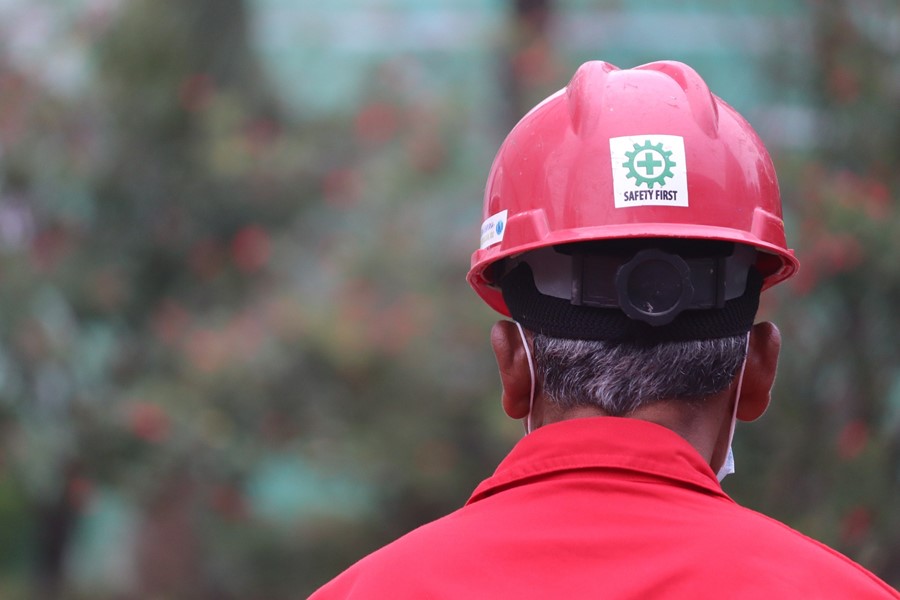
[0,0,898,597]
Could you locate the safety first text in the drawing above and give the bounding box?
[622,189,679,202]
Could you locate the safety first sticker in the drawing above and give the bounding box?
[609,135,689,208]
[480,209,508,249]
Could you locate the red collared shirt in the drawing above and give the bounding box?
[311,417,899,599]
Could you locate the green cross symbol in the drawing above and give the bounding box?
[637,151,662,175]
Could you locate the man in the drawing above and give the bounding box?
[311,61,899,598]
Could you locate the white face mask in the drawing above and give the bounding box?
[717,446,736,482]
[514,322,536,434]
[717,333,751,482]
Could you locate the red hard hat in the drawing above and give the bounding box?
[468,60,799,317]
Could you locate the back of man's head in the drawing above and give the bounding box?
[467,61,799,415]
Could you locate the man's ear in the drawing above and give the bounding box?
[491,321,533,420]
[736,321,781,422]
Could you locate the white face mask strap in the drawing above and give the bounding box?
[718,332,751,482]
[514,321,536,434]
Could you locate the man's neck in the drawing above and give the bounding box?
[536,394,733,469]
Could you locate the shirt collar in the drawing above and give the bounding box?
[467,416,731,505]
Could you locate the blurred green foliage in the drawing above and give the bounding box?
[0,0,897,598]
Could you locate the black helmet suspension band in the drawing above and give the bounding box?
[500,243,757,327]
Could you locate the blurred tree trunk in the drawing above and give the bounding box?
[500,0,559,129]
[135,475,203,598]
[33,464,80,600]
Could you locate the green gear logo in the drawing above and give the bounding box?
[623,140,676,189]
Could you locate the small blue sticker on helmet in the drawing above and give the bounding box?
[480,210,508,250]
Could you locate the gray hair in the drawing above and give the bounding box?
[531,333,748,416]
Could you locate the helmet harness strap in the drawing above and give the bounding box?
[514,321,536,435]
[717,332,751,482]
